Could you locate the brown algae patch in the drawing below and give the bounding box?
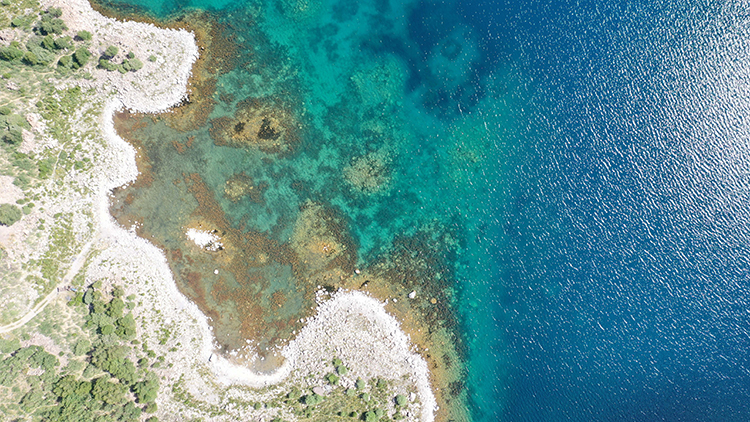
[291,200,357,276]
[209,97,300,154]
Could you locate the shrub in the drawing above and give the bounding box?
[325,373,339,385]
[98,58,117,71]
[104,45,118,58]
[37,14,67,35]
[0,47,24,61]
[355,378,365,389]
[126,51,135,59]
[129,58,143,71]
[302,393,323,405]
[58,54,72,68]
[22,51,38,65]
[148,54,157,62]
[0,106,11,115]
[0,338,21,353]
[41,34,55,50]
[0,204,22,226]
[361,392,370,402]
[47,7,63,18]
[395,394,407,406]
[72,48,91,68]
[364,410,380,422]
[336,365,348,375]
[54,36,72,50]
[287,386,301,400]
[28,47,54,65]
[76,30,92,41]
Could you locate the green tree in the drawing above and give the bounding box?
[364,410,380,422]
[133,375,158,403]
[91,376,127,405]
[83,288,94,305]
[115,314,136,339]
[0,204,22,226]
[90,344,137,385]
[108,298,125,318]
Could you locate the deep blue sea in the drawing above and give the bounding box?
[103,0,750,420]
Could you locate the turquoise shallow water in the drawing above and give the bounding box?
[104,0,750,420]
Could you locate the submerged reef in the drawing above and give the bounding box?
[209,96,300,154]
[224,172,267,203]
[343,150,392,195]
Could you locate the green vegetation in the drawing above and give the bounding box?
[0,203,22,226]
[104,45,118,59]
[75,30,92,41]
[98,58,118,71]
[0,46,24,61]
[72,47,91,69]
[57,54,72,68]
[125,58,143,71]
[54,36,72,50]
[0,283,163,420]
[395,394,407,406]
[325,372,340,385]
[35,8,67,35]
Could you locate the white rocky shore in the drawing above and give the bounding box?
[19,0,438,420]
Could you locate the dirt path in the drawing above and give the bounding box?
[0,238,94,334]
